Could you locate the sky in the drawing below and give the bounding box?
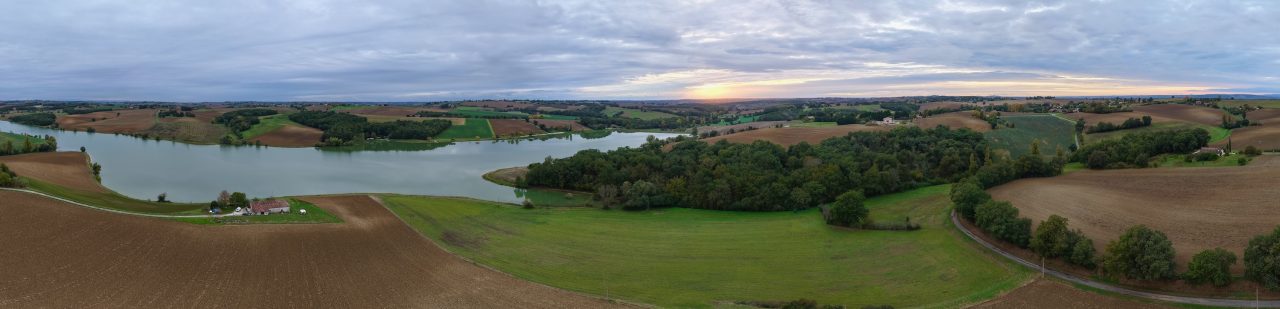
[0,0,1277,101]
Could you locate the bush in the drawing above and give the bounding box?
[1069,234,1097,268]
[1103,225,1177,281]
[1245,226,1280,290]
[949,181,989,220]
[1244,145,1263,156]
[1184,248,1236,287]
[1030,215,1072,258]
[974,201,1031,247]
[826,191,868,228]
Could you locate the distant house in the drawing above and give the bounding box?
[879,116,900,125]
[1193,147,1225,156]
[249,199,291,215]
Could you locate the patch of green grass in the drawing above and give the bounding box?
[436,118,495,140]
[786,121,837,128]
[0,131,47,147]
[1085,121,1230,144]
[171,199,342,225]
[451,106,529,118]
[322,139,450,152]
[516,188,597,207]
[240,114,305,139]
[604,106,677,120]
[23,178,206,214]
[985,114,1076,158]
[537,114,579,120]
[380,185,1030,308]
[1153,153,1250,168]
[713,115,760,126]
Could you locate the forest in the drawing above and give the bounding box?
[213,108,278,133]
[289,111,452,144]
[526,126,1060,211]
[8,113,57,127]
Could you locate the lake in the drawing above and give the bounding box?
[0,121,678,203]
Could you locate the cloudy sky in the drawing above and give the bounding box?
[0,0,1277,101]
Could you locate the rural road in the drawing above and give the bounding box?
[952,211,1280,308]
[0,188,234,219]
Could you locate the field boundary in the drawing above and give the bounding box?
[0,188,226,218]
[951,211,1280,308]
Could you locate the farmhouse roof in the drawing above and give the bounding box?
[250,199,289,213]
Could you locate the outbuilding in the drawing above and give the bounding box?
[249,199,291,215]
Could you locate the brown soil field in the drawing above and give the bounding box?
[149,117,227,144]
[346,106,443,118]
[0,192,623,308]
[1245,108,1280,124]
[1063,111,1156,125]
[989,156,1280,272]
[1133,104,1227,126]
[913,111,990,132]
[56,109,158,133]
[530,119,588,131]
[697,125,890,147]
[490,119,544,137]
[919,101,980,111]
[462,100,534,109]
[484,166,528,186]
[1213,123,1280,150]
[249,125,324,147]
[696,121,787,136]
[0,152,106,193]
[975,279,1167,309]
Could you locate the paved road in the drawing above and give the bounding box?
[952,211,1280,308]
[1,188,236,218]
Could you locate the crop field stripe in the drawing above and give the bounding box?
[984,114,1076,158]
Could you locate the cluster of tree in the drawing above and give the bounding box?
[1085,116,1152,133]
[0,163,23,188]
[213,108,278,133]
[1221,114,1251,129]
[1071,128,1210,169]
[735,298,851,309]
[210,190,250,213]
[289,111,452,145]
[952,181,1034,247]
[157,108,195,118]
[528,126,999,212]
[1030,215,1097,268]
[415,110,524,119]
[0,135,56,156]
[59,106,115,115]
[8,113,57,127]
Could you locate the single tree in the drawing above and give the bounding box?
[826,191,868,228]
[1184,248,1236,287]
[1103,225,1177,281]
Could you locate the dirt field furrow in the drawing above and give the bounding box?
[0,191,625,308]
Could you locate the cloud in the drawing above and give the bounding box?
[0,0,1275,101]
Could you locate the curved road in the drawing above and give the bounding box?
[0,188,235,218]
[952,211,1280,308]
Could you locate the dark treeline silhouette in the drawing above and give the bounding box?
[289,111,451,145]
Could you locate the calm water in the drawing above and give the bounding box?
[0,121,676,203]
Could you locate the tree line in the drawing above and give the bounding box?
[1,134,57,156]
[1072,128,1210,169]
[288,110,452,146]
[1085,116,1151,133]
[8,113,57,127]
[526,126,1036,212]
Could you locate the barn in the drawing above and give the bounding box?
[249,199,291,215]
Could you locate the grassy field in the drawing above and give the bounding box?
[785,121,837,128]
[381,185,1030,308]
[172,199,343,225]
[1153,153,1250,168]
[437,118,495,139]
[0,131,46,146]
[451,106,529,118]
[604,106,677,120]
[714,115,760,125]
[536,114,578,120]
[240,114,304,139]
[1085,121,1230,144]
[24,178,207,214]
[985,114,1076,158]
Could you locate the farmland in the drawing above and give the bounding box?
[989,156,1280,274]
[697,124,889,147]
[914,111,991,132]
[1085,121,1230,144]
[0,131,45,146]
[604,106,677,120]
[1132,104,1227,126]
[488,119,544,137]
[984,114,1076,158]
[0,192,616,308]
[381,185,1031,308]
[975,279,1168,309]
[436,118,494,139]
[0,152,207,214]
